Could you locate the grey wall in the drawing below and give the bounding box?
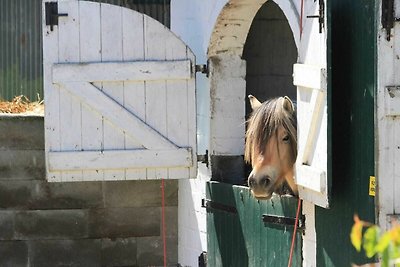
[0,116,178,267]
[243,0,297,117]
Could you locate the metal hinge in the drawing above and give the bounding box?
[195,61,209,77]
[382,0,400,41]
[45,2,68,31]
[197,149,208,167]
[307,0,325,33]
[262,214,305,230]
[201,199,237,214]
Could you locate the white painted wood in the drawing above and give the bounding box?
[79,1,104,181]
[187,51,197,179]
[48,149,193,171]
[144,15,169,179]
[295,0,329,209]
[99,3,125,181]
[43,1,197,181]
[43,0,61,182]
[58,82,177,150]
[122,7,147,180]
[58,1,82,182]
[377,2,400,230]
[296,165,326,194]
[53,60,192,83]
[384,86,400,116]
[293,64,327,91]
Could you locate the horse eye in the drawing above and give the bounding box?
[282,135,290,143]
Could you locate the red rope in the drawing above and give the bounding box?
[300,0,304,39]
[288,198,302,267]
[161,178,167,267]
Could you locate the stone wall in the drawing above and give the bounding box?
[0,116,178,267]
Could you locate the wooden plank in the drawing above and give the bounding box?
[296,165,326,194]
[42,0,61,182]
[48,149,193,172]
[57,1,82,182]
[100,3,125,181]
[166,24,190,179]
[52,60,192,82]
[293,64,326,91]
[144,15,169,179]
[187,50,197,179]
[300,88,325,165]
[122,7,147,180]
[58,82,177,150]
[79,1,104,181]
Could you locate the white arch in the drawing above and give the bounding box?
[207,0,300,57]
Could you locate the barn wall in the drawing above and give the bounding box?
[0,116,178,266]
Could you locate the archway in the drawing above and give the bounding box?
[208,0,298,183]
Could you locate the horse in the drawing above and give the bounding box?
[244,95,298,200]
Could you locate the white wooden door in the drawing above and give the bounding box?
[42,0,196,182]
[293,0,329,208]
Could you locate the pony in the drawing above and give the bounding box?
[244,95,298,200]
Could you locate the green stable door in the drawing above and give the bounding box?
[206,182,302,267]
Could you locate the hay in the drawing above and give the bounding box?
[0,95,44,115]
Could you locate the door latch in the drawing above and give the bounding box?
[45,2,68,31]
[262,214,305,230]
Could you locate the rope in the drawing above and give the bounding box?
[287,198,302,267]
[161,178,167,267]
[300,0,304,39]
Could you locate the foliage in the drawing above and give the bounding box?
[351,215,400,267]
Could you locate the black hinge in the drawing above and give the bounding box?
[197,149,209,167]
[382,0,400,41]
[202,199,237,214]
[195,61,209,77]
[262,214,305,230]
[307,0,325,33]
[45,2,68,31]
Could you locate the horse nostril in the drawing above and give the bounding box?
[248,175,256,188]
[260,176,271,187]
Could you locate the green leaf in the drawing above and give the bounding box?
[363,226,379,258]
[376,231,392,253]
[381,246,390,267]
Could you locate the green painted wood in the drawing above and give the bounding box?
[207,181,301,267]
[316,0,376,266]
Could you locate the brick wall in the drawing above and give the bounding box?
[0,116,178,267]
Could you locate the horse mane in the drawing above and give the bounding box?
[244,97,297,164]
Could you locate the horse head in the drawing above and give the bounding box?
[245,95,298,199]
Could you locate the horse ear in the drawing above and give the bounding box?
[283,96,295,113]
[248,95,262,110]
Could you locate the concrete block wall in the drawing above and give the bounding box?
[0,116,178,267]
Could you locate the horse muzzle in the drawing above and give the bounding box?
[248,174,274,200]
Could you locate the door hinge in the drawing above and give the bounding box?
[45,2,68,31]
[382,0,400,41]
[197,149,209,167]
[262,214,305,230]
[202,199,238,214]
[195,62,209,77]
[306,0,325,33]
